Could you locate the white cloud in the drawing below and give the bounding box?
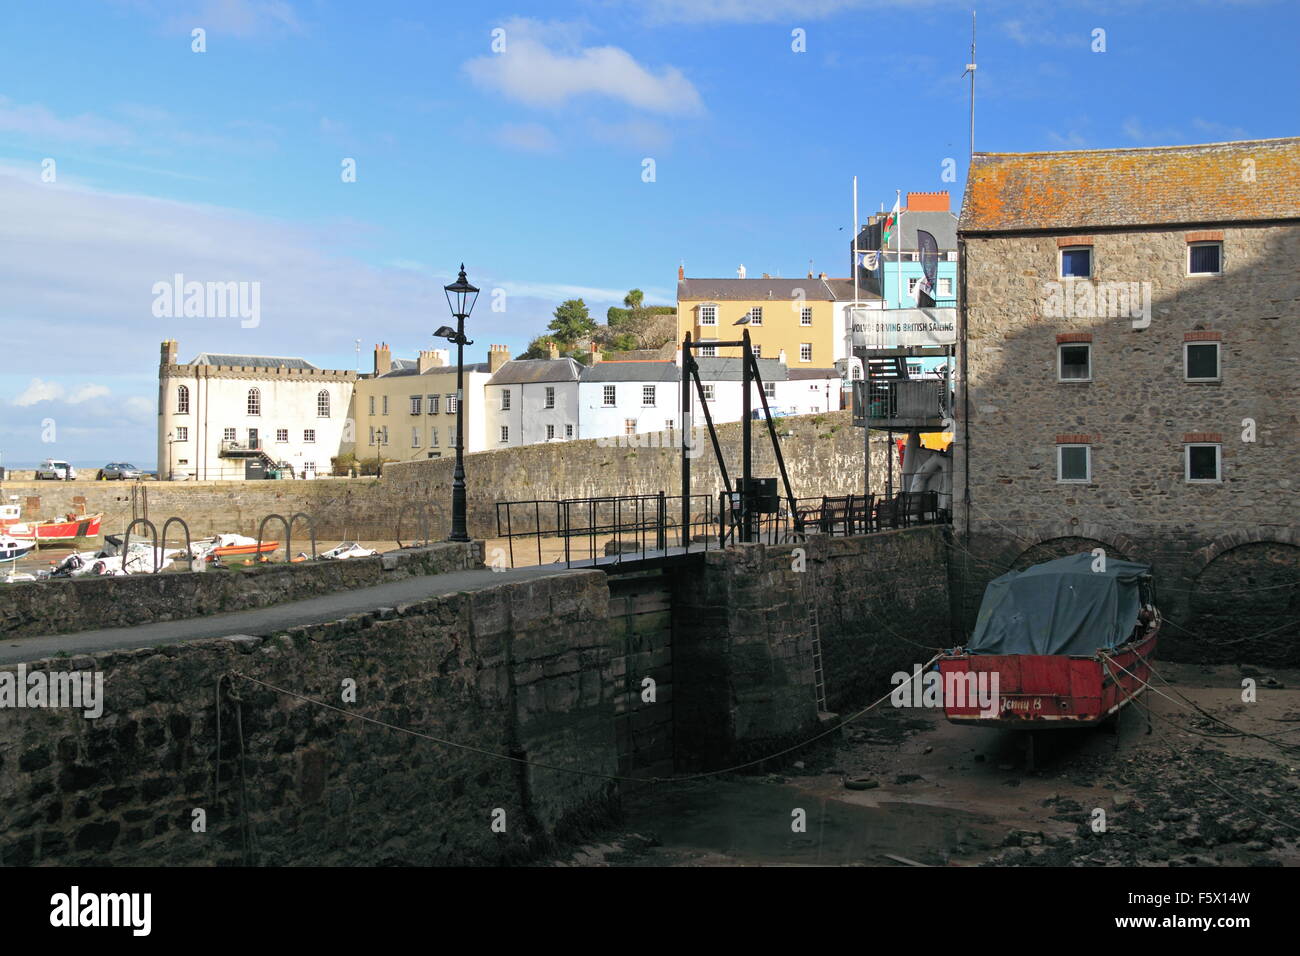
[13,379,65,406]
[637,0,940,23]
[67,384,112,404]
[494,122,559,153]
[1192,118,1248,141]
[1122,117,1183,144]
[464,18,704,115]
[0,96,133,146]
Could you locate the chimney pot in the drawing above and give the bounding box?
[678,264,685,281]
[489,344,511,373]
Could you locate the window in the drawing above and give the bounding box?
[906,362,922,376]
[381,395,389,415]
[624,419,637,436]
[176,426,188,441]
[176,385,189,414]
[799,343,812,362]
[410,395,422,415]
[380,426,389,445]
[411,427,421,448]
[223,427,236,442]
[907,277,920,296]
[1186,444,1221,482]
[430,428,439,447]
[368,426,376,446]
[565,424,574,439]
[752,344,761,358]
[500,425,509,443]
[1188,242,1222,276]
[603,385,616,406]
[500,389,511,411]
[276,428,288,443]
[699,342,717,357]
[303,429,315,443]
[938,277,953,297]
[1185,342,1221,381]
[546,424,555,440]
[317,390,331,417]
[665,419,675,431]
[702,384,715,401]
[368,396,375,415]
[800,307,813,326]
[1060,246,1092,278]
[246,388,261,416]
[699,304,717,326]
[1058,343,1092,381]
[545,386,555,409]
[1057,445,1091,482]
[748,307,763,326]
[763,382,776,399]
[642,385,656,406]
[446,394,458,414]
[427,394,438,414]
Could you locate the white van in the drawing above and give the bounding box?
[35,459,77,480]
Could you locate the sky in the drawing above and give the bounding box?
[0,0,1296,468]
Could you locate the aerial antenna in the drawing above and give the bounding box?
[960,10,977,159]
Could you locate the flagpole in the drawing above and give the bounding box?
[852,176,859,306]
[896,188,903,310]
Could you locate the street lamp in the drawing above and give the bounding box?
[167,431,176,481]
[439,264,478,542]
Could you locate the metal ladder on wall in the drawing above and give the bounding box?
[803,563,828,713]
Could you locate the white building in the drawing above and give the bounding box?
[484,357,583,447]
[157,339,355,480]
[578,360,681,439]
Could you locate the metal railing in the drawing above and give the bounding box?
[219,438,263,453]
[859,379,949,421]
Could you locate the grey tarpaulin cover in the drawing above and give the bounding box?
[968,553,1151,656]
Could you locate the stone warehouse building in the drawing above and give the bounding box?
[156,340,356,481]
[953,137,1299,662]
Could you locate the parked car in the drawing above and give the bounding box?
[101,462,145,480]
[35,459,76,480]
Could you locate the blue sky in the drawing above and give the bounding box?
[0,0,1296,467]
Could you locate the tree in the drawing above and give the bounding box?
[623,288,644,310]
[547,299,595,345]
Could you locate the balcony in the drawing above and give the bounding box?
[852,379,950,430]
[219,438,264,457]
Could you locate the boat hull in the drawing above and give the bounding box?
[5,513,103,543]
[207,541,279,561]
[939,626,1159,729]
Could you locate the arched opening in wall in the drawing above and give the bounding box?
[1010,536,1124,571]
[1187,543,1300,666]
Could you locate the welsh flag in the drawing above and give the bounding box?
[881,197,901,247]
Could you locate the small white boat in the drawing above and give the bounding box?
[0,535,33,564]
[317,541,379,561]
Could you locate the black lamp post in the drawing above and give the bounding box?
[438,264,478,542]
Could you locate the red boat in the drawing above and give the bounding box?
[940,553,1159,729]
[2,510,104,545]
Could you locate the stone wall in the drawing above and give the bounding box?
[954,222,1299,662]
[0,542,482,639]
[0,569,619,866]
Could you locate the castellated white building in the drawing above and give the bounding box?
[156,340,356,481]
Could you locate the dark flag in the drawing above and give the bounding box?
[916,229,939,307]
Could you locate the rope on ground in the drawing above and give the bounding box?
[228,655,940,787]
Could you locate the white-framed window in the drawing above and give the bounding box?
[499,425,509,443]
[411,427,421,448]
[752,344,761,358]
[410,395,422,415]
[380,426,389,445]
[427,394,439,414]
[223,427,236,441]
[1058,343,1092,381]
[446,394,458,414]
[799,343,812,362]
[546,424,556,440]
[1188,242,1223,276]
[699,341,717,357]
[800,307,812,326]
[368,396,375,415]
[1060,246,1092,279]
[381,395,389,415]
[303,429,315,443]
[1185,444,1221,482]
[545,386,555,409]
[624,418,636,435]
[303,462,315,473]
[1057,444,1091,482]
[763,382,776,399]
[500,389,511,411]
[175,426,188,441]
[430,428,439,447]
[603,385,616,406]
[749,307,763,326]
[246,388,261,416]
[665,419,675,431]
[702,384,715,401]
[907,277,920,296]
[906,362,922,376]
[368,426,376,446]
[317,390,331,418]
[565,424,574,438]
[642,385,656,406]
[276,428,288,443]
[1185,341,1221,381]
[176,385,189,414]
[699,304,717,326]
[938,277,953,297]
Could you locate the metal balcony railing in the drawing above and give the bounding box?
[854,379,949,423]
[219,438,262,454]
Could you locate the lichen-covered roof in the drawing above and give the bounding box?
[959,138,1300,233]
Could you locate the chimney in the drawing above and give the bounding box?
[417,349,446,374]
[160,339,178,367]
[589,344,602,365]
[547,341,560,360]
[488,344,511,373]
[374,342,391,376]
[737,264,746,279]
[677,264,685,281]
[906,190,950,212]
[818,272,827,280]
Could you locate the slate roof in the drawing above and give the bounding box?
[487,358,583,386]
[787,367,841,381]
[190,353,319,370]
[856,209,957,252]
[678,277,857,301]
[374,361,491,379]
[959,138,1300,233]
[691,357,788,382]
[581,361,680,383]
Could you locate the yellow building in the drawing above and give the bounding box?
[345,343,511,462]
[676,266,863,365]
